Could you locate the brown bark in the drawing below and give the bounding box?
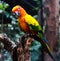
[44,0,59,61]
[0,34,33,61]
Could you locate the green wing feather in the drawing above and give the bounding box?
[24,14,45,41]
[25,14,43,39]
[25,14,43,32]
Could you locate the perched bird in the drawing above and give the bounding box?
[12,5,56,61]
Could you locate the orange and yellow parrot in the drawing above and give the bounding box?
[12,5,55,61]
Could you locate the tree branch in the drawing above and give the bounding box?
[0,34,33,61]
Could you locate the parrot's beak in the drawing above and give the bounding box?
[13,11,20,18]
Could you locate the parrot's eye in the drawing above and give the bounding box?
[13,11,20,18]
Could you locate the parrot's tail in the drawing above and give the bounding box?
[48,51,56,61]
[43,38,56,61]
[30,34,56,61]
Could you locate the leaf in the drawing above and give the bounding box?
[0,1,9,10]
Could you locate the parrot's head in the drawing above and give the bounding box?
[12,5,27,18]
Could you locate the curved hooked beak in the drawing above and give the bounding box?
[13,11,20,18]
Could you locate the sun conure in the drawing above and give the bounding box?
[12,5,56,61]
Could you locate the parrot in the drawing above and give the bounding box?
[12,5,56,61]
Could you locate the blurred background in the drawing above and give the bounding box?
[0,0,60,61]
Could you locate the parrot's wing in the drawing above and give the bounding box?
[25,14,43,39]
[25,14,43,33]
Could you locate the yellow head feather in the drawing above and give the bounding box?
[12,5,20,12]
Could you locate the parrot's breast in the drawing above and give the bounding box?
[18,17,33,33]
[19,21,29,32]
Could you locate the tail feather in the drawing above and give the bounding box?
[43,38,56,61]
[30,34,56,61]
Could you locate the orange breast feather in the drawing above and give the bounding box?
[18,17,31,33]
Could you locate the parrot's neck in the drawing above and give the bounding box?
[18,13,27,19]
[18,15,25,22]
[18,13,28,20]
[22,13,27,17]
[20,9,27,17]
